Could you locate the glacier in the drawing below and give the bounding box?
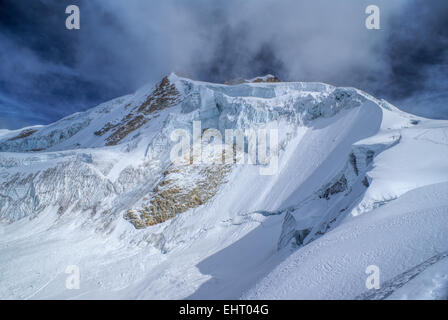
[0,73,447,299]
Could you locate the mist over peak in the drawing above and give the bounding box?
[1,0,447,129]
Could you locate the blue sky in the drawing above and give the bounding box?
[1,0,447,129]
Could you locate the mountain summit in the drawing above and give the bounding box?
[1,74,447,299]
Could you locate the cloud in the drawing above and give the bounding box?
[0,0,447,129]
[383,0,448,118]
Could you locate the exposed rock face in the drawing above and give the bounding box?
[123,125,246,228]
[251,75,281,83]
[225,74,281,85]
[105,76,181,146]
[125,158,232,228]
[137,76,182,114]
[319,175,348,200]
[7,129,38,141]
[105,114,149,146]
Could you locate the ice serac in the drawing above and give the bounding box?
[277,212,310,250]
[0,73,373,225]
[1,73,448,300]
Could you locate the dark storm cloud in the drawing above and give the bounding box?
[0,0,447,129]
[384,0,448,118]
[0,0,116,128]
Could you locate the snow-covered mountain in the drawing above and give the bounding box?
[0,74,447,299]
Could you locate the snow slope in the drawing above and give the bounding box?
[244,182,448,299]
[0,74,447,300]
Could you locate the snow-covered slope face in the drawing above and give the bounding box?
[0,74,447,300]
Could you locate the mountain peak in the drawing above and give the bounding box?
[1,70,448,300]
